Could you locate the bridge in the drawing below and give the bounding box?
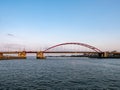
[0,42,120,60]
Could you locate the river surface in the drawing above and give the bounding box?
[0,57,120,90]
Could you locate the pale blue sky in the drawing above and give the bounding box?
[0,0,120,51]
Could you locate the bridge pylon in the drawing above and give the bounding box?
[36,51,45,59]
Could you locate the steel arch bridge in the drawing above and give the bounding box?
[2,42,114,60]
[44,42,102,53]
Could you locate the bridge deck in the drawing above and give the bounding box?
[0,51,99,54]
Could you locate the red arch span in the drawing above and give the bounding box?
[44,42,102,52]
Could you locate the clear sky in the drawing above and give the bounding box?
[0,0,120,51]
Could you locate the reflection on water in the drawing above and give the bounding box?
[0,57,120,90]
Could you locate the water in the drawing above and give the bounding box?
[0,57,120,90]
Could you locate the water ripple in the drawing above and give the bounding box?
[0,58,120,89]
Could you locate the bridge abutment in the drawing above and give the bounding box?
[36,52,46,59]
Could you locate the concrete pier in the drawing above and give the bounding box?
[36,52,46,59]
[95,52,118,58]
[0,53,3,60]
[18,51,26,59]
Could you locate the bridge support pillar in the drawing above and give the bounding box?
[0,53,3,60]
[37,52,45,59]
[18,51,26,59]
[103,52,109,58]
[98,53,103,58]
[98,52,109,58]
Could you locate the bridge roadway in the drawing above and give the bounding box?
[0,51,98,54]
[1,51,120,59]
[1,51,120,54]
[0,51,99,60]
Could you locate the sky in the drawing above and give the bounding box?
[0,0,120,51]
